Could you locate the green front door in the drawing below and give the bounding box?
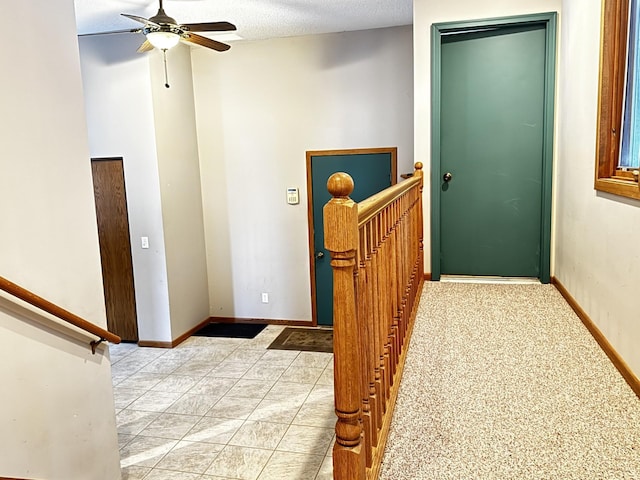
[432,15,556,281]
[308,149,395,325]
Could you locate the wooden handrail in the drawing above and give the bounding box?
[357,173,422,226]
[0,275,121,353]
[325,162,424,480]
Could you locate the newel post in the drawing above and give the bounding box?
[324,173,366,480]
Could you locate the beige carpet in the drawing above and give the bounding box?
[380,282,640,479]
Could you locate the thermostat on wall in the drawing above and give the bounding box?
[287,187,299,205]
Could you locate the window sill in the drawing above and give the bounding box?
[595,177,640,200]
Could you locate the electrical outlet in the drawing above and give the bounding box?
[261,293,269,304]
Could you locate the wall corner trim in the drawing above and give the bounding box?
[138,317,212,349]
[551,276,640,399]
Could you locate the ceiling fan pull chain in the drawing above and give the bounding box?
[163,48,170,88]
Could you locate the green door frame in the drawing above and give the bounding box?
[430,12,557,283]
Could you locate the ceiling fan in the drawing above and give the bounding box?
[119,0,237,53]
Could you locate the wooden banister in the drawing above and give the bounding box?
[325,162,424,480]
[357,174,422,225]
[0,275,121,353]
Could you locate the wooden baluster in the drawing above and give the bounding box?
[381,210,392,403]
[408,194,417,337]
[394,198,403,362]
[388,204,398,376]
[416,162,425,277]
[400,194,410,347]
[405,197,411,339]
[411,187,420,302]
[368,222,382,448]
[386,204,396,378]
[373,216,388,413]
[367,220,384,431]
[404,202,410,337]
[324,173,366,480]
[407,196,413,342]
[395,201,402,357]
[412,162,424,336]
[357,229,374,468]
[380,207,392,384]
[375,214,387,408]
[417,164,425,323]
[387,210,395,380]
[389,204,400,379]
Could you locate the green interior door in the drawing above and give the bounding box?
[437,22,549,279]
[310,151,394,326]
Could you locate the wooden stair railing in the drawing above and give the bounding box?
[325,162,424,480]
[0,276,121,353]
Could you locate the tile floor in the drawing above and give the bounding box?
[110,325,335,480]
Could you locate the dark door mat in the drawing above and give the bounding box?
[268,327,333,353]
[193,322,267,339]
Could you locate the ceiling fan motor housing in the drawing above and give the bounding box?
[149,8,177,27]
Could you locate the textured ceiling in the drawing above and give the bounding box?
[74,0,413,41]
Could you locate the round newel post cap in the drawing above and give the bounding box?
[414,162,423,171]
[327,172,354,198]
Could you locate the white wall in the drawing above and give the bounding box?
[554,0,640,377]
[192,26,414,321]
[79,35,173,342]
[414,0,562,274]
[149,46,210,338]
[0,1,120,479]
[80,41,210,341]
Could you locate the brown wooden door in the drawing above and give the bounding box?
[91,158,138,342]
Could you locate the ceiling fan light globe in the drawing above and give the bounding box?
[147,31,180,50]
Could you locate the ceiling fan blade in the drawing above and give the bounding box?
[121,13,160,27]
[181,33,231,52]
[181,21,236,33]
[137,39,154,53]
[79,28,141,37]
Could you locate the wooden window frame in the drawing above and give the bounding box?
[596,0,640,200]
